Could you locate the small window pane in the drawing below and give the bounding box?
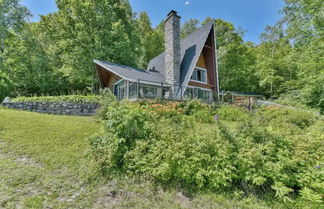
[191,68,207,83]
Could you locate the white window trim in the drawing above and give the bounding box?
[113,79,125,86]
[190,67,208,84]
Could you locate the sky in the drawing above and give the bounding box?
[21,0,285,44]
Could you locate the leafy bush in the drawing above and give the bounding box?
[89,100,324,205]
[12,95,101,103]
[178,99,210,115]
[257,107,318,129]
[215,105,250,122]
[0,71,12,102]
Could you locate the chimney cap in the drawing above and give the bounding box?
[167,10,178,17]
[165,10,181,23]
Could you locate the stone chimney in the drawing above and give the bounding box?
[164,10,181,88]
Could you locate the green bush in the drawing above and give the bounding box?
[178,99,210,115]
[257,107,318,129]
[0,71,12,102]
[215,105,250,122]
[88,100,324,205]
[12,95,101,103]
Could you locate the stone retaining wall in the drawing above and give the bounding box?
[1,101,99,116]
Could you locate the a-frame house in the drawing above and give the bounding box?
[94,10,219,102]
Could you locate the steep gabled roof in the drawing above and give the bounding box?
[147,20,214,87]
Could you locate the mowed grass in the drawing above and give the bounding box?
[0,108,101,169]
[0,108,101,208]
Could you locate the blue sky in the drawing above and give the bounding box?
[21,0,285,44]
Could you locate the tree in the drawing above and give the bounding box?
[180,19,200,38]
[0,0,30,99]
[45,0,141,91]
[254,0,324,112]
[0,71,12,101]
[2,22,66,96]
[0,0,30,53]
[136,12,164,68]
[211,19,259,92]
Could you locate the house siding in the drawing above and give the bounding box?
[187,53,213,90]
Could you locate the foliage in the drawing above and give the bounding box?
[136,12,164,69]
[10,89,117,106]
[89,100,324,206]
[255,0,324,110]
[0,71,12,102]
[180,19,200,38]
[12,94,101,103]
[0,0,30,52]
[2,0,322,112]
[1,106,322,208]
[215,105,250,122]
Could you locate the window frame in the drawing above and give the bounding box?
[184,86,212,102]
[190,67,208,84]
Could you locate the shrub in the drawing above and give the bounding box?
[96,89,118,119]
[178,99,210,115]
[257,107,318,129]
[0,71,12,102]
[215,105,250,122]
[12,95,101,103]
[88,100,324,205]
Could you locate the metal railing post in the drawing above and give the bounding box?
[137,79,140,98]
[161,82,164,100]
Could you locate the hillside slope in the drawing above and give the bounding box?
[0,107,322,208]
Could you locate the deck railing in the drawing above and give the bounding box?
[114,79,217,103]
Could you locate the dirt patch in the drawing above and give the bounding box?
[175,191,192,209]
[15,155,43,168]
[93,182,138,209]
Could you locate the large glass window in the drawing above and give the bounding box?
[139,84,162,98]
[184,87,212,102]
[129,82,138,98]
[114,80,126,100]
[191,67,207,83]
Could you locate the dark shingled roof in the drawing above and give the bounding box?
[94,20,214,87]
[147,21,214,87]
[93,60,167,84]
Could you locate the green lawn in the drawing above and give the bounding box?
[0,108,101,208]
[0,108,290,208]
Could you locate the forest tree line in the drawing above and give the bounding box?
[0,0,323,111]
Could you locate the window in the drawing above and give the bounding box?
[114,80,126,100]
[184,87,212,102]
[129,82,138,98]
[139,84,162,98]
[190,67,207,83]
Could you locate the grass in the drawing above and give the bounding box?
[0,107,305,208]
[0,108,101,208]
